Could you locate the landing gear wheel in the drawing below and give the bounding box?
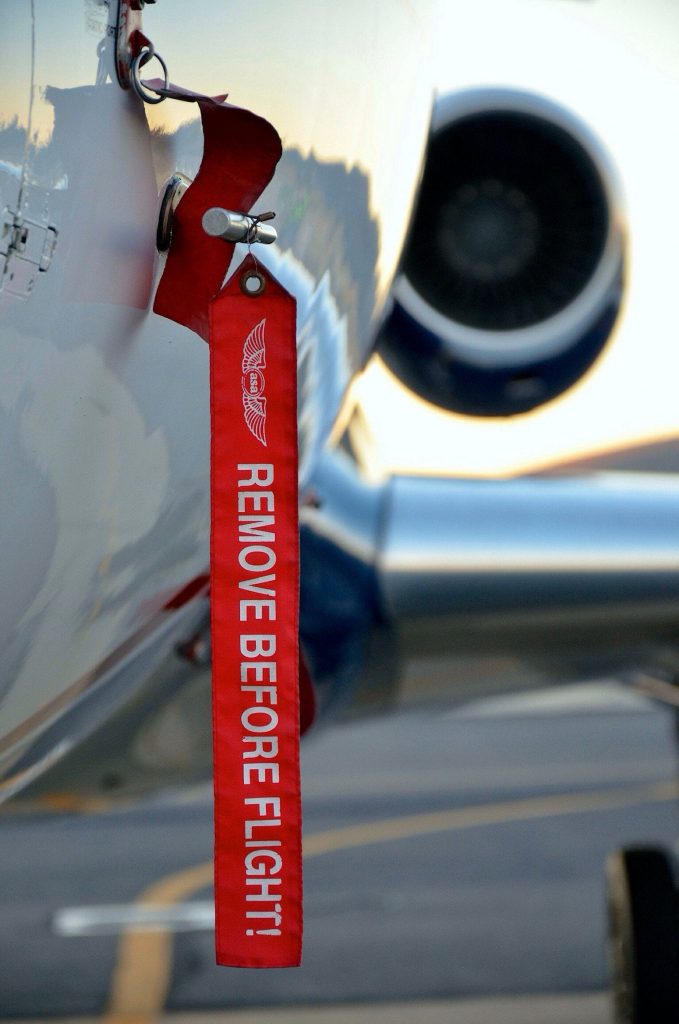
[606,846,679,1024]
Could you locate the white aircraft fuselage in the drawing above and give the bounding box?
[0,0,435,797]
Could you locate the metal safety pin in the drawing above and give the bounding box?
[202,208,277,246]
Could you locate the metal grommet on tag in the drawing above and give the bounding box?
[240,269,267,297]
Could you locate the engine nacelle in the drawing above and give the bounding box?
[379,89,625,417]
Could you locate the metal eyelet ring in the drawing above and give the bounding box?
[130,47,168,105]
[240,269,267,297]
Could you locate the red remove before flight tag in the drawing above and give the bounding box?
[150,87,303,968]
[210,256,301,968]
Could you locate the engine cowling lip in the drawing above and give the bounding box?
[397,87,625,371]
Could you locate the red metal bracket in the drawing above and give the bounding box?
[115,0,154,90]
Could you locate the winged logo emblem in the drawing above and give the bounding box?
[241,318,267,446]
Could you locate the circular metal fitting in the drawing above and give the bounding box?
[131,46,168,104]
[240,269,267,297]
[156,174,192,252]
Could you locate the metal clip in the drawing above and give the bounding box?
[202,208,277,246]
[130,44,169,104]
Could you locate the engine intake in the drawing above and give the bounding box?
[380,90,625,417]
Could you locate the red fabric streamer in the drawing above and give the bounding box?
[153,87,282,340]
[210,257,301,967]
[153,90,303,967]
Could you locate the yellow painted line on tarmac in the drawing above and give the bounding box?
[103,861,213,1024]
[302,779,679,857]
[103,778,679,1023]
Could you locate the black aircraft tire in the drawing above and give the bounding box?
[606,846,679,1024]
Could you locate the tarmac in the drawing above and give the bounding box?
[6,993,611,1023]
[3,682,675,1022]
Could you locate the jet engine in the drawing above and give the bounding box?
[378,89,625,417]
